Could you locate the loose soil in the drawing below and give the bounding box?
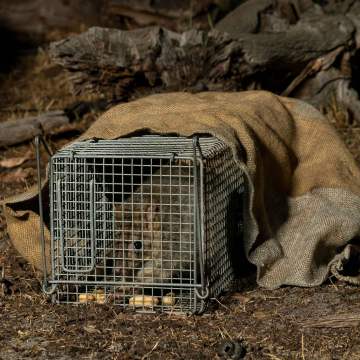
[0,50,360,360]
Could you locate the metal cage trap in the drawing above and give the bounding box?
[36,135,245,314]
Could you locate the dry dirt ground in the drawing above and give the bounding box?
[1,52,360,360]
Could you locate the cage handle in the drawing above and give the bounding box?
[35,135,57,294]
[192,136,209,301]
[58,179,97,273]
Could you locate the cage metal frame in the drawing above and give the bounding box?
[36,135,244,314]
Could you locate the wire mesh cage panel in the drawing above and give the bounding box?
[46,136,245,314]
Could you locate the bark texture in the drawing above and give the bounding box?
[49,0,360,114]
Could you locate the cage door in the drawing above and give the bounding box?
[55,179,96,273]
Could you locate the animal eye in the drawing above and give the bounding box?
[133,241,142,250]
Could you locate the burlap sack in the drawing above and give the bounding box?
[3,91,360,288]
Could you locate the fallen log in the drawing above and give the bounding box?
[0,111,69,148]
[49,12,355,99]
[48,0,360,127]
[0,98,110,148]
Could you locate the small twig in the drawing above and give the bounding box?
[301,313,360,328]
[221,326,233,341]
[218,327,225,339]
[301,333,305,360]
[256,336,270,344]
[328,275,339,291]
[211,297,231,311]
[0,265,4,296]
[264,353,283,360]
[207,12,214,30]
[281,46,344,97]
[261,295,283,300]
[141,340,160,360]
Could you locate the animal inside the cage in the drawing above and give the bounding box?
[113,162,193,284]
[46,135,245,313]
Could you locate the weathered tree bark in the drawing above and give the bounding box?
[213,0,360,118]
[0,111,69,148]
[49,12,355,98]
[48,0,360,123]
[215,0,314,35]
[0,99,109,148]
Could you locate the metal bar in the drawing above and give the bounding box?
[54,154,197,160]
[35,135,57,294]
[47,280,203,287]
[192,136,209,302]
[37,136,54,157]
[35,136,48,284]
[49,158,56,282]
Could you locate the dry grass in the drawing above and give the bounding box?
[325,95,360,164]
[0,49,98,123]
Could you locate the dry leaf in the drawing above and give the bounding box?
[253,310,269,320]
[83,325,101,334]
[230,293,251,304]
[0,151,32,169]
[17,330,30,338]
